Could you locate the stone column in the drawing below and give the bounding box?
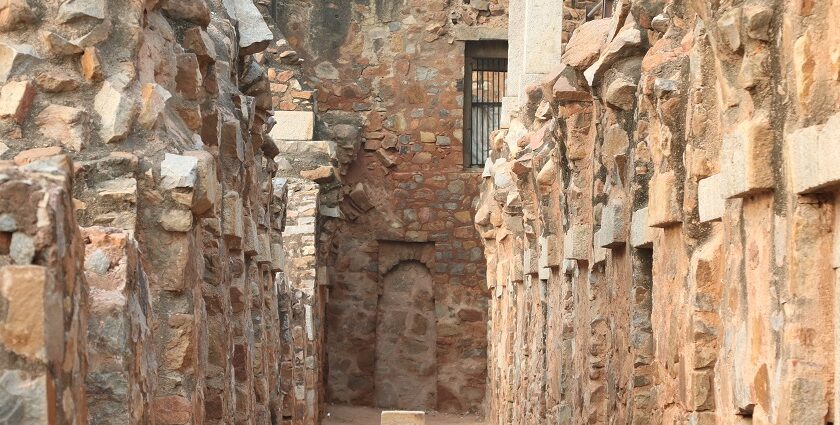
[501,0,525,128]
[502,0,564,128]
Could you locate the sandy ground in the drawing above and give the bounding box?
[322,405,486,425]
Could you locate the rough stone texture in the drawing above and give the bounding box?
[0,1,291,424]
[476,0,840,424]
[83,227,156,425]
[274,0,506,415]
[0,156,88,425]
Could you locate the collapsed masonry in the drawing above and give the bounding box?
[478,0,840,424]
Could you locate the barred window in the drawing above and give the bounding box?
[464,41,508,169]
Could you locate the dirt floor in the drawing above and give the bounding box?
[322,405,486,425]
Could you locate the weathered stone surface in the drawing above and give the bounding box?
[0,266,47,360]
[381,410,425,425]
[0,80,34,123]
[160,0,210,26]
[0,41,40,83]
[269,110,314,141]
[787,113,840,194]
[94,75,137,143]
[58,0,106,23]
[35,104,89,151]
[562,18,611,70]
[698,173,724,223]
[0,0,35,32]
[227,0,273,55]
[721,117,774,198]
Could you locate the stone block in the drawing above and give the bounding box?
[564,224,590,260]
[159,153,198,190]
[721,117,774,198]
[0,41,40,83]
[0,0,36,32]
[597,200,626,249]
[631,207,653,249]
[226,0,273,55]
[0,80,34,123]
[0,265,48,361]
[223,191,244,248]
[647,171,681,227]
[698,173,725,223]
[35,104,89,151]
[269,111,314,141]
[0,370,48,422]
[381,410,425,425]
[94,75,137,143]
[183,150,220,216]
[788,113,840,194]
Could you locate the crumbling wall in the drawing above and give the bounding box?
[478,0,840,423]
[0,0,294,423]
[273,0,508,414]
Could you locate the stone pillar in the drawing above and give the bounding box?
[502,0,564,128]
[0,156,88,425]
[501,0,526,128]
[83,227,157,424]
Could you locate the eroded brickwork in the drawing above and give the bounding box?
[478,0,840,424]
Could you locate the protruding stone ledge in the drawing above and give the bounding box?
[787,113,840,194]
[630,207,653,249]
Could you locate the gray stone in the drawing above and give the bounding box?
[0,213,17,231]
[85,249,111,275]
[159,153,198,190]
[228,0,273,55]
[58,0,106,23]
[0,370,48,424]
[717,8,742,52]
[597,200,626,248]
[9,232,35,264]
[0,41,41,83]
[788,113,840,194]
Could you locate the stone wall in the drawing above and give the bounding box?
[0,0,294,423]
[478,0,840,424]
[273,0,508,414]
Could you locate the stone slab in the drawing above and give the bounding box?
[698,173,725,223]
[381,410,425,425]
[269,111,314,141]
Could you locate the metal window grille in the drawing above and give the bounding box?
[465,58,507,168]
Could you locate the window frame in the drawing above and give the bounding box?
[463,40,508,170]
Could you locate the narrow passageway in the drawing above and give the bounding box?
[2,0,839,423]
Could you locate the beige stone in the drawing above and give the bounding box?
[381,410,425,425]
[0,80,34,123]
[0,266,47,360]
[35,104,89,151]
[0,0,35,32]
